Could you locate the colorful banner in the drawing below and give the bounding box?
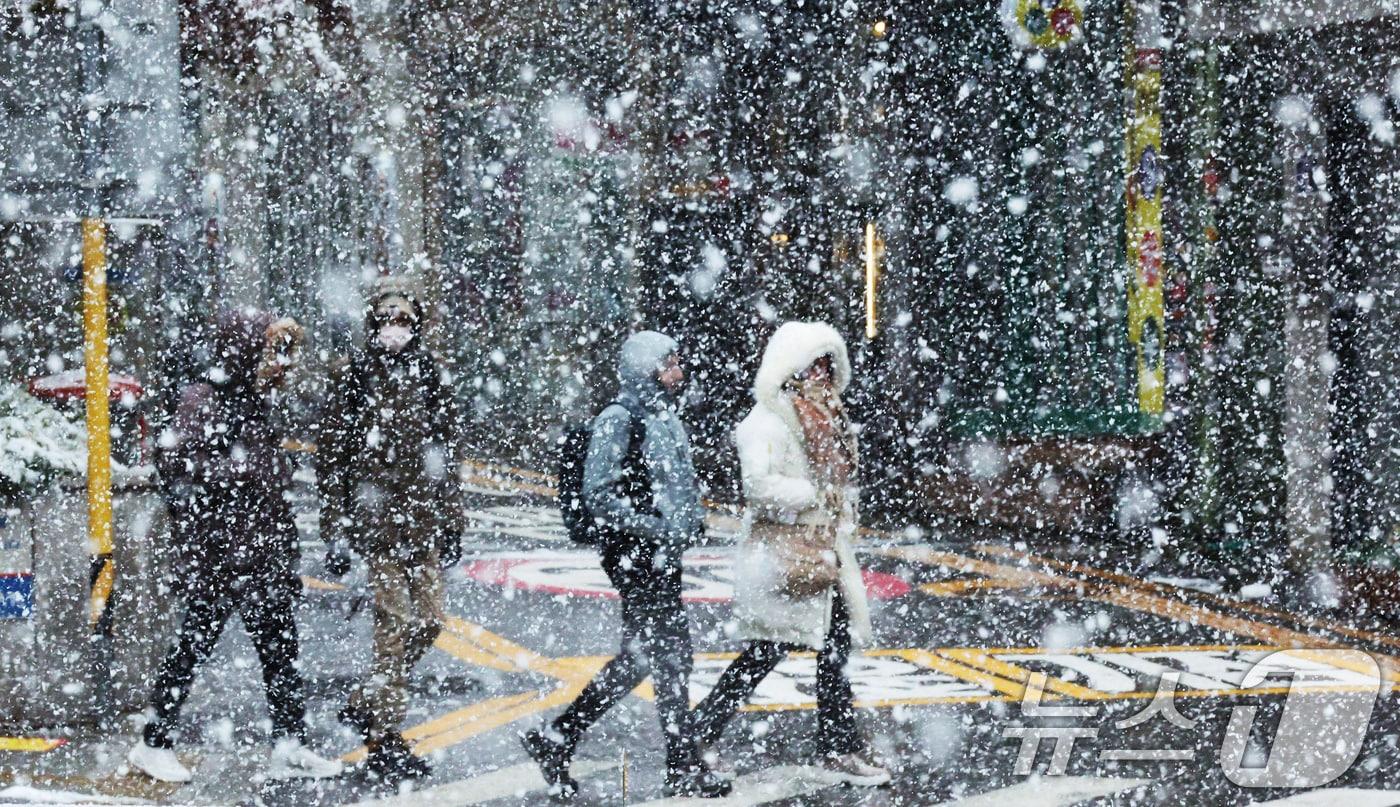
[1126,46,1165,416]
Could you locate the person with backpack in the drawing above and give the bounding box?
[128,309,343,784]
[316,276,465,783]
[521,331,730,800]
[687,321,890,786]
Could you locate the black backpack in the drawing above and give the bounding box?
[558,403,649,545]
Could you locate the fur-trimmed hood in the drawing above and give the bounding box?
[753,321,851,420]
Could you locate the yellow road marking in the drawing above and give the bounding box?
[300,575,346,592]
[883,545,1400,681]
[919,577,1032,597]
[0,737,65,753]
[937,648,1104,701]
[977,543,1400,654]
[435,615,554,674]
[340,690,548,763]
[410,687,582,757]
[889,649,1027,698]
[366,543,1400,760]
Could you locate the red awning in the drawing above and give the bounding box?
[28,370,144,402]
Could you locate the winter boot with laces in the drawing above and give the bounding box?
[365,731,431,784]
[521,728,579,800]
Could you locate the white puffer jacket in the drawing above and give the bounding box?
[732,321,873,650]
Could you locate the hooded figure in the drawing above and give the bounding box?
[582,330,704,556]
[687,321,889,787]
[157,309,294,581]
[521,331,730,800]
[129,309,343,785]
[734,321,871,648]
[317,276,465,783]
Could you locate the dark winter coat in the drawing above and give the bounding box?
[157,310,297,582]
[316,291,465,562]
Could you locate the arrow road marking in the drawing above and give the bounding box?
[348,759,618,806]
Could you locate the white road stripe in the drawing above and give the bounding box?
[629,765,837,806]
[942,776,1151,806]
[0,786,151,804]
[1250,789,1400,806]
[350,759,617,806]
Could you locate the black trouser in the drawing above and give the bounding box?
[144,570,306,748]
[690,590,860,756]
[551,545,697,772]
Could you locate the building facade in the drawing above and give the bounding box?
[3,1,1398,585]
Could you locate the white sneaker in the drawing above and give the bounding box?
[822,752,891,787]
[127,740,193,783]
[268,739,345,780]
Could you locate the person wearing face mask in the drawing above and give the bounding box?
[316,276,465,783]
[129,310,344,784]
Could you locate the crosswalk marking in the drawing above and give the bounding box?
[629,765,836,806]
[942,776,1150,805]
[630,773,1151,806]
[349,759,618,806]
[0,785,151,804]
[1250,789,1400,806]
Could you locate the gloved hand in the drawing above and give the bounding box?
[437,526,463,569]
[323,548,351,577]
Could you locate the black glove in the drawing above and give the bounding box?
[323,548,351,577]
[437,527,463,569]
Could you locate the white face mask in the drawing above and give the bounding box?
[377,324,414,353]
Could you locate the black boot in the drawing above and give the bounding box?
[366,732,432,783]
[521,728,579,800]
[664,760,732,798]
[338,702,373,743]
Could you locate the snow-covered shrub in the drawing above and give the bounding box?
[0,383,86,497]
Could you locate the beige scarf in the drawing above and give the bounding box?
[790,377,855,491]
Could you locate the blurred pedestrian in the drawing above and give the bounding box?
[317,277,465,783]
[129,310,343,784]
[521,331,730,800]
[689,321,890,786]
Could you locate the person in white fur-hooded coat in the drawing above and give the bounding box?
[689,321,890,786]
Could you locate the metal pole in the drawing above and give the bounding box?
[79,1,114,633]
[82,219,113,630]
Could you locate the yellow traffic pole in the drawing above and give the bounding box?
[82,217,114,631]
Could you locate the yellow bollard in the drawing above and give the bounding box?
[81,217,114,631]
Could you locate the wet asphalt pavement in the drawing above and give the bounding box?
[3,462,1400,806]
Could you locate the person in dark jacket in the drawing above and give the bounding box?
[521,331,730,800]
[317,277,465,783]
[128,309,343,784]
